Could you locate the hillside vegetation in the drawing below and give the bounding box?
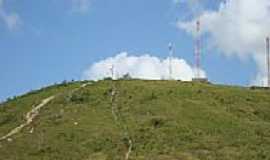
[0,80,270,160]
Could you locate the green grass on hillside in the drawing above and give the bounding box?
[0,80,270,160]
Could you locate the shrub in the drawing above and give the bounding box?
[119,73,132,80]
[103,77,113,81]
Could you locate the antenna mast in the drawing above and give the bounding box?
[194,19,201,79]
[266,37,270,87]
[110,65,114,80]
[168,43,173,80]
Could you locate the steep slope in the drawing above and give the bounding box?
[0,80,270,160]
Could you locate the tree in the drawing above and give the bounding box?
[121,73,132,80]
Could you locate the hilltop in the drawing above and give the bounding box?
[0,80,270,160]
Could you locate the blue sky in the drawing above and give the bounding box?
[0,0,257,101]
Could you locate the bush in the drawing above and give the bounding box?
[119,73,132,80]
[150,116,166,128]
[70,94,85,103]
[103,77,113,81]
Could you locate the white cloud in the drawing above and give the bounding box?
[251,73,268,87]
[71,0,91,14]
[82,52,206,81]
[177,0,270,86]
[0,0,21,31]
[0,0,21,30]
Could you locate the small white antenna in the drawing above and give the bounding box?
[168,43,173,80]
[110,65,114,80]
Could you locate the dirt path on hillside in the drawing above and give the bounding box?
[0,96,55,141]
[110,82,133,160]
[0,82,92,142]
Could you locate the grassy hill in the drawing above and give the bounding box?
[0,80,270,160]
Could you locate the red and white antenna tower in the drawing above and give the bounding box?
[194,19,201,79]
[266,37,270,87]
[168,43,173,80]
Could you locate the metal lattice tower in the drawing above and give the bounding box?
[168,43,173,80]
[194,19,201,79]
[266,37,270,87]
